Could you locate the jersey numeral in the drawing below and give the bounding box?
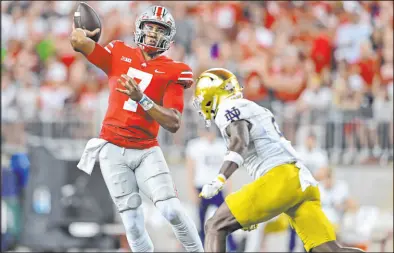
[271,117,283,137]
[122,67,153,112]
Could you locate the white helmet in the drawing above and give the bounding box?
[134,6,176,54]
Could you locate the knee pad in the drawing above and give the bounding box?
[155,198,183,224]
[126,192,142,209]
[125,192,142,211]
[118,192,142,213]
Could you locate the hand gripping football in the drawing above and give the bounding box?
[74,2,102,42]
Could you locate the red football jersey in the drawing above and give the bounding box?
[86,41,193,149]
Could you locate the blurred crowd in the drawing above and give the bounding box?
[1,1,393,165]
[1,2,393,252]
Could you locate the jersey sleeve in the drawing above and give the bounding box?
[163,81,185,113]
[86,40,118,75]
[175,64,194,89]
[214,99,253,132]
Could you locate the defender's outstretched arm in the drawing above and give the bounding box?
[199,120,251,200]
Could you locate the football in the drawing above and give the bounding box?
[73,2,102,42]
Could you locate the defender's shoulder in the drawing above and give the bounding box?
[217,99,252,115]
[215,99,252,129]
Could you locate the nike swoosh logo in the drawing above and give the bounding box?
[155,69,165,74]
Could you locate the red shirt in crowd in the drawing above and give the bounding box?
[243,71,268,102]
[356,58,379,88]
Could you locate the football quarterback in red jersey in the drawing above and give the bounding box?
[70,6,203,252]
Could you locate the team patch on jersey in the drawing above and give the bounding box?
[224,106,241,122]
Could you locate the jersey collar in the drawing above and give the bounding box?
[137,47,169,65]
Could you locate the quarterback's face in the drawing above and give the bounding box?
[143,22,167,46]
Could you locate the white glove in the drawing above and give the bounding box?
[199,174,226,199]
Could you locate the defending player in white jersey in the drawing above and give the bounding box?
[186,126,238,251]
[193,68,364,252]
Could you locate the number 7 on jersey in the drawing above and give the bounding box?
[123,67,153,112]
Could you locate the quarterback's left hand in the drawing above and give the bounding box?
[199,174,226,199]
[116,74,143,101]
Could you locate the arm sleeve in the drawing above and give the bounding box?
[86,41,116,75]
[163,82,185,113]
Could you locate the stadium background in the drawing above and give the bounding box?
[1,1,393,252]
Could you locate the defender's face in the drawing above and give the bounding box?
[143,22,167,46]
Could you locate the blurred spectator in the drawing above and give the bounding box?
[185,126,237,251]
[2,69,19,123]
[0,0,392,164]
[172,2,195,54]
[373,84,393,164]
[38,58,72,121]
[14,67,40,122]
[297,132,329,175]
[242,70,269,107]
[1,68,25,150]
[314,167,350,228]
[310,28,332,74]
[353,40,380,161]
[335,10,372,64]
[338,198,394,252]
[331,61,365,164]
[296,73,332,145]
[265,45,307,143]
[1,1,393,252]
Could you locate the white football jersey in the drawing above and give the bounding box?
[186,137,227,187]
[214,98,300,180]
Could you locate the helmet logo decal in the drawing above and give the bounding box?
[224,82,234,91]
[154,6,164,18]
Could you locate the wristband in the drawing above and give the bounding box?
[217,174,226,183]
[224,151,244,167]
[138,94,154,111]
